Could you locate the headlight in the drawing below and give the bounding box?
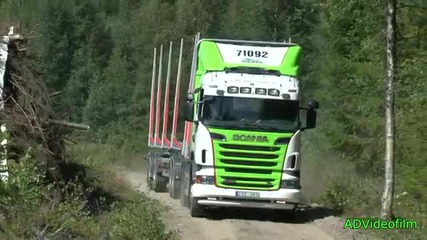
[281,179,300,189]
[195,175,215,184]
[281,93,291,100]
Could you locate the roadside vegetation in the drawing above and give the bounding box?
[0,0,425,239]
[0,139,178,239]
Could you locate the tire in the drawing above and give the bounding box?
[168,160,174,197]
[190,197,204,217]
[180,162,190,208]
[146,154,153,187]
[169,157,181,199]
[152,159,168,192]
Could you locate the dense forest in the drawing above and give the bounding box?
[0,0,425,239]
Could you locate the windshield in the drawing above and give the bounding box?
[201,96,300,132]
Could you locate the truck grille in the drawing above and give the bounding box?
[213,142,285,190]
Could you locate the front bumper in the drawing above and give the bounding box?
[191,184,300,210]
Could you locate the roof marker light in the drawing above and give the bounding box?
[268,89,280,96]
[240,87,251,94]
[227,86,238,94]
[255,88,267,95]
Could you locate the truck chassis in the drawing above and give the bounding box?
[145,33,318,219]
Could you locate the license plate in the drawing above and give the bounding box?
[235,191,260,198]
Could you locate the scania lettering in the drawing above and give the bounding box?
[145,34,320,219]
[232,134,269,142]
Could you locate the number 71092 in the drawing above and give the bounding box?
[237,50,268,58]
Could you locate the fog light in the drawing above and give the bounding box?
[216,90,225,96]
[281,179,300,189]
[240,87,251,94]
[282,93,291,100]
[268,88,280,96]
[195,175,215,184]
[227,86,238,94]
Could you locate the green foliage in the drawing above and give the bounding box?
[0,149,48,219]
[0,0,425,238]
[0,150,89,239]
[105,198,179,240]
[0,146,178,239]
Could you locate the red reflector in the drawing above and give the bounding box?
[195,176,202,184]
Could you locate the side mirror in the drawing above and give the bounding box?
[305,109,317,129]
[184,101,194,122]
[308,100,319,110]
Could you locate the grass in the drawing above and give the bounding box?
[70,141,146,171]
[0,142,179,240]
[301,130,426,239]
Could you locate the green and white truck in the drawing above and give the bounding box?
[146,33,319,218]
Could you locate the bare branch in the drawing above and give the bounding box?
[397,2,427,10]
[9,96,35,134]
[49,91,62,98]
[65,138,78,144]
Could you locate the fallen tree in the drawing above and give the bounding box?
[0,24,90,185]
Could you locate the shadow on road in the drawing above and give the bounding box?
[205,205,342,224]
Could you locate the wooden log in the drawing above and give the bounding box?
[46,119,90,130]
[48,91,62,98]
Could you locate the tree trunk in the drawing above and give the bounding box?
[381,0,397,220]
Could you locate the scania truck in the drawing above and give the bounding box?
[146,33,319,218]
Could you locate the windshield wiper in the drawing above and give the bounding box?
[205,119,293,132]
[239,119,287,131]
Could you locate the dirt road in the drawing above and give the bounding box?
[122,170,348,240]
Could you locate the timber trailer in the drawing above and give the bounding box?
[146,33,320,218]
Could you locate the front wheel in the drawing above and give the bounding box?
[190,197,205,217]
[179,162,190,208]
[168,157,181,199]
[152,161,168,192]
[146,154,153,186]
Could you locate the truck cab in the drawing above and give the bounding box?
[183,39,319,217]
